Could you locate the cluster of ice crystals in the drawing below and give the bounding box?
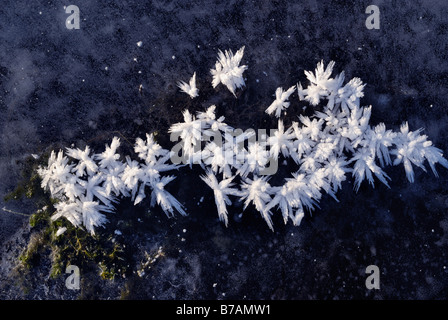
[39,48,448,235]
[38,135,185,235]
[171,56,448,230]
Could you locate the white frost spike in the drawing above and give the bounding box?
[265,172,317,226]
[196,105,217,121]
[150,176,187,217]
[292,209,305,226]
[51,199,111,235]
[391,122,448,183]
[302,60,336,106]
[323,156,350,193]
[96,137,121,169]
[265,86,296,117]
[422,144,448,178]
[363,124,396,167]
[168,109,203,161]
[265,184,294,225]
[324,71,345,110]
[337,77,365,113]
[240,176,275,231]
[340,105,372,148]
[38,150,73,198]
[121,156,143,201]
[62,175,84,202]
[79,173,115,207]
[102,165,129,198]
[351,147,390,191]
[237,142,270,177]
[66,146,98,177]
[391,122,424,183]
[197,105,230,133]
[210,46,247,97]
[200,170,240,227]
[268,119,295,159]
[81,200,112,235]
[56,227,67,237]
[134,133,167,164]
[52,201,82,227]
[305,60,336,88]
[177,72,199,99]
[290,122,315,163]
[299,115,324,141]
[297,82,306,101]
[201,142,233,178]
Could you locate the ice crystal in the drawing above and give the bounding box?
[267,120,295,159]
[265,86,296,118]
[178,72,199,99]
[200,169,240,226]
[240,176,275,230]
[210,46,247,97]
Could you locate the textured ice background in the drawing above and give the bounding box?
[0,0,447,299]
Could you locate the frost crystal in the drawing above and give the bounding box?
[265,86,296,118]
[390,122,448,183]
[200,169,240,226]
[210,46,247,97]
[240,176,275,230]
[268,120,295,159]
[56,227,67,237]
[178,72,199,99]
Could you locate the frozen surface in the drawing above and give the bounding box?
[1,0,448,299]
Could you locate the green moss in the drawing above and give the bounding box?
[29,209,50,228]
[99,262,116,280]
[18,232,46,269]
[49,260,63,278]
[4,185,25,202]
[4,155,48,203]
